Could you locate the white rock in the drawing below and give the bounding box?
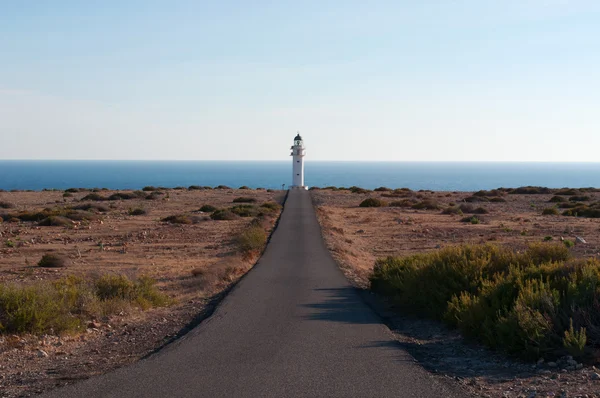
[37,349,48,358]
[591,372,600,380]
[576,236,587,244]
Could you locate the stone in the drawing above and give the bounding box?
[591,372,600,380]
[37,349,48,358]
[547,362,557,368]
[576,363,584,370]
[576,236,587,244]
[88,321,101,329]
[567,359,578,366]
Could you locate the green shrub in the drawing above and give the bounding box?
[359,198,387,208]
[563,319,587,358]
[441,206,463,215]
[459,204,488,214]
[65,188,80,193]
[215,185,231,190]
[490,197,507,203]
[374,187,392,192]
[238,186,250,190]
[563,239,574,248]
[230,205,259,217]
[542,207,559,215]
[62,192,73,198]
[142,186,157,191]
[210,209,238,220]
[549,196,566,203]
[199,204,218,213]
[259,202,281,212]
[38,254,67,268]
[412,200,440,210]
[81,193,106,201]
[461,216,481,224]
[236,225,267,255]
[232,197,257,203]
[188,185,204,190]
[556,188,579,196]
[370,243,594,360]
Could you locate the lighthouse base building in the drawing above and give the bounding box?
[290,133,307,190]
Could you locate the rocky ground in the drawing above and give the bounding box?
[313,188,600,398]
[0,188,284,397]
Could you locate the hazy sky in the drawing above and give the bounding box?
[1,1,599,161]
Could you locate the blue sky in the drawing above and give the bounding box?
[1,1,599,161]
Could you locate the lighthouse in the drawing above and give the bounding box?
[290,133,306,189]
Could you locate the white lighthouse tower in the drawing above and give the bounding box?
[290,133,306,189]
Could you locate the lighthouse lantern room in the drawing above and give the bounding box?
[290,133,306,189]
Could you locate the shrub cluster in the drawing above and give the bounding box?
[368,243,600,360]
[0,275,170,335]
[0,207,102,226]
[359,198,387,208]
[232,197,257,203]
[562,203,600,218]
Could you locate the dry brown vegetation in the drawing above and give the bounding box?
[0,188,284,397]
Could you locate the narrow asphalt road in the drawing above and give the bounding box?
[45,189,464,398]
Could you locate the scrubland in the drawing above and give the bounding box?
[0,186,283,396]
[313,186,600,397]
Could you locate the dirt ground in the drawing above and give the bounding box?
[313,188,600,398]
[0,188,284,397]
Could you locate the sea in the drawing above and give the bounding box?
[0,161,600,192]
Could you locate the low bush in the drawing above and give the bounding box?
[489,197,507,203]
[210,209,238,220]
[232,197,257,203]
[0,274,170,335]
[236,225,267,256]
[161,214,193,224]
[359,198,387,208]
[38,254,67,268]
[238,186,250,190]
[369,243,600,360]
[460,216,481,224]
[215,185,231,190]
[65,188,80,193]
[81,193,106,201]
[128,208,147,216]
[374,187,392,192]
[569,195,591,202]
[473,189,504,197]
[230,205,259,217]
[72,203,109,212]
[0,201,15,209]
[145,191,164,200]
[441,206,463,215]
[389,199,416,208]
[542,207,559,215]
[188,185,204,190]
[555,188,579,196]
[199,204,218,213]
[142,186,158,191]
[108,191,146,201]
[509,186,552,195]
[259,202,281,212]
[349,186,370,194]
[459,204,488,214]
[63,192,73,198]
[38,216,73,227]
[412,200,440,210]
[549,196,567,203]
[562,203,600,218]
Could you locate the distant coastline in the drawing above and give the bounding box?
[1,160,600,192]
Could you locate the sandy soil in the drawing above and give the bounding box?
[313,188,600,398]
[0,188,284,397]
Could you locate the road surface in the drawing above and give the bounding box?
[45,189,464,398]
